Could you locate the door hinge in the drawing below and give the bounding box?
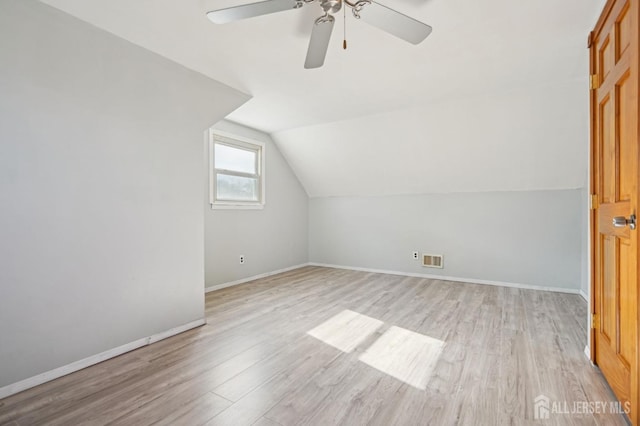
[592,313,598,329]
[590,194,598,210]
[590,74,600,90]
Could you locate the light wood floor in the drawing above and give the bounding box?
[0,266,627,425]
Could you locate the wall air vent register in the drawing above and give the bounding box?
[422,254,443,268]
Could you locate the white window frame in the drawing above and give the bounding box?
[209,129,265,210]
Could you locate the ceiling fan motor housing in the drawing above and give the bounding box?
[320,0,342,14]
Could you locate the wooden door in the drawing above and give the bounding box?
[590,0,639,424]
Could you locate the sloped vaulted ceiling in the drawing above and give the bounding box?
[41,0,606,197]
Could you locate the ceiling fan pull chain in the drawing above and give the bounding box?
[343,3,347,49]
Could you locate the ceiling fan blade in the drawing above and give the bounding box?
[358,2,432,45]
[304,15,335,69]
[207,0,301,24]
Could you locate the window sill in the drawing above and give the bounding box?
[211,203,264,210]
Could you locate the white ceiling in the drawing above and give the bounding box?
[40,0,606,196]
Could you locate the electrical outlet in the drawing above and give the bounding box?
[412,251,419,260]
[239,255,245,264]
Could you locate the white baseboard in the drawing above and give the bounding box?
[584,345,591,361]
[0,318,205,400]
[308,263,582,295]
[205,263,310,293]
[579,289,588,302]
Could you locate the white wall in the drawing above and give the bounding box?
[0,0,248,389]
[273,79,589,197]
[277,65,591,294]
[204,120,308,289]
[309,189,582,291]
[580,188,590,298]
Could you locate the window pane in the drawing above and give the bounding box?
[215,143,256,174]
[216,174,259,202]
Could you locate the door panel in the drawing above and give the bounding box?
[620,238,634,365]
[600,36,614,81]
[599,94,615,204]
[590,0,639,424]
[601,235,617,343]
[617,4,632,58]
[620,72,633,200]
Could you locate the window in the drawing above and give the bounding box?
[210,131,265,209]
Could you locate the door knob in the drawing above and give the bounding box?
[613,214,636,230]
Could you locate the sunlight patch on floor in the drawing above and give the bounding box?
[358,326,445,390]
[306,310,384,353]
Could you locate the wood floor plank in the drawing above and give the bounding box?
[251,416,283,426]
[150,391,231,426]
[207,345,342,426]
[0,266,627,425]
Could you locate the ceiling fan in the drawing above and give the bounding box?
[206,0,432,69]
